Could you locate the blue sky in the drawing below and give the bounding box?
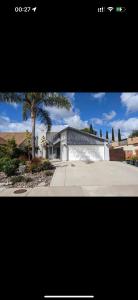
[0,92,138,139]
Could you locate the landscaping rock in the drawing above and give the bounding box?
[0,170,55,189]
[19,164,26,174]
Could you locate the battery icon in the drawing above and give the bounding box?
[116,7,126,12]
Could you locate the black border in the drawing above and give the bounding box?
[0,1,137,299]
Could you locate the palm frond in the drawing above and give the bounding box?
[0,92,23,103]
[42,93,71,110]
[37,107,52,131]
[22,102,31,121]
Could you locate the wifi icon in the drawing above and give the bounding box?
[107,7,114,12]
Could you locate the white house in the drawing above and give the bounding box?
[37,126,109,161]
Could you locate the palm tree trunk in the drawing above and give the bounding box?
[31,116,36,159]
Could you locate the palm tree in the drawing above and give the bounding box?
[0,92,71,158]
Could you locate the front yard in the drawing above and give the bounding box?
[0,156,55,189]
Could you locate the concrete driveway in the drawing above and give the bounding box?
[50,160,138,196]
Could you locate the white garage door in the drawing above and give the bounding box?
[68,145,104,161]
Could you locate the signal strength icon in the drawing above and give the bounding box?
[107,7,114,12]
[98,7,105,13]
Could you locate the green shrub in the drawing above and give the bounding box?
[41,160,55,171]
[2,159,20,176]
[11,175,32,184]
[29,163,41,173]
[19,159,27,165]
[130,156,138,161]
[25,157,42,173]
[131,156,138,161]
[18,155,28,162]
[45,170,53,176]
[25,159,54,173]
[31,157,42,164]
[12,158,20,166]
[24,177,32,183]
[0,139,25,159]
[11,175,25,184]
[0,145,7,158]
[0,157,10,171]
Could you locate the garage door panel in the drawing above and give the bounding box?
[68,145,104,161]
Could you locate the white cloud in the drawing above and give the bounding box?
[10,102,18,109]
[103,110,116,121]
[46,106,74,121]
[92,93,106,99]
[0,108,88,134]
[0,117,31,132]
[110,117,138,138]
[91,110,116,126]
[51,125,68,132]
[64,115,88,129]
[91,118,103,125]
[0,117,47,133]
[120,93,138,113]
[0,116,10,125]
[45,100,88,130]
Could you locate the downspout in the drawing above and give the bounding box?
[52,144,53,160]
[104,142,105,160]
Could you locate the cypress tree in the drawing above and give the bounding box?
[100,129,102,137]
[112,128,115,141]
[106,130,108,140]
[89,124,93,134]
[118,129,121,142]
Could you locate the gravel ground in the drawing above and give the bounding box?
[0,170,55,188]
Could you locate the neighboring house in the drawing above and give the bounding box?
[38,126,109,161]
[0,132,28,147]
[0,132,39,151]
[0,137,6,145]
[110,137,138,158]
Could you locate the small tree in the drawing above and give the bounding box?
[118,129,121,142]
[81,128,90,133]
[41,135,46,158]
[81,125,97,135]
[25,130,32,160]
[112,128,115,141]
[106,130,108,140]
[100,129,102,138]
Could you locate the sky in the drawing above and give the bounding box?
[0,92,138,140]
